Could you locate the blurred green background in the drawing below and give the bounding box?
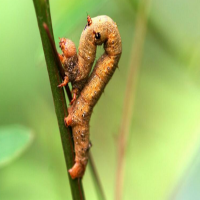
[1,0,200,199]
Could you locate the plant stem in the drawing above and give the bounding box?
[115,1,151,200]
[88,152,106,200]
[33,0,85,199]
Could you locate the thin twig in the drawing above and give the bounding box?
[88,152,106,200]
[122,0,185,64]
[115,1,151,200]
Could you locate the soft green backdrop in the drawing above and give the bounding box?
[1,0,200,200]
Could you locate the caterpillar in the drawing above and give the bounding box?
[58,15,97,104]
[60,15,122,179]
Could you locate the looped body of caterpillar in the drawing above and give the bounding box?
[59,15,122,179]
[58,15,97,104]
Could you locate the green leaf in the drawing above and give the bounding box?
[0,125,34,168]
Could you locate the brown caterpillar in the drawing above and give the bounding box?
[60,15,122,179]
[58,15,97,104]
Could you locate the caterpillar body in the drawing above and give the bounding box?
[59,15,122,179]
[58,15,97,104]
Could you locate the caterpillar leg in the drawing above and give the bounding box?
[64,107,73,127]
[58,53,65,64]
[70,93,77,105]
[58,76,69,88]
[68,161,85,179]
[70,88,79,105]
[64,116,72,127]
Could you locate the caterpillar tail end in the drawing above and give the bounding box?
[68,161,85,179]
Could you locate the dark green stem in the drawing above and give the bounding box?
[33,0,85,199]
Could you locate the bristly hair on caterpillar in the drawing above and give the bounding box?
[58,15,122,179]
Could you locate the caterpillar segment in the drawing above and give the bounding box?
[58,16,96,104]
[58,38,78,101]
[65,15,122,179]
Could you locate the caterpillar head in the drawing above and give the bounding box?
[58,38,78,82]
[59,38,77,58]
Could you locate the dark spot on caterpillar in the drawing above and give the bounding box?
[95,32,101,39]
